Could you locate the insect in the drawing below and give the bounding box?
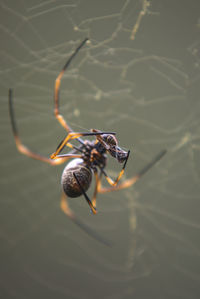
[9,38,166,245]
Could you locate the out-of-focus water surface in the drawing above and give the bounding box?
[1,1,200,298]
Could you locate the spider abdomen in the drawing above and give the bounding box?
[61,158,92,198]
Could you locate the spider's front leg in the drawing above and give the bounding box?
[8,89,78,166]
[100,150,130,187]
[98,150,167,193]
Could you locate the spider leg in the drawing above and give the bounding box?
[8,89,77,166]
[98,150,167,193]
[100,150,130,187]
[60,192,111,246]
[55,137,81,153]
[55,153,82,159]
[90,169,102,209]
[73,173,97,214]
[54,38,88,133]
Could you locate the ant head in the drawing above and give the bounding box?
[101,134,129,163]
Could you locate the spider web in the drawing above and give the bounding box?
[1,0,200,298]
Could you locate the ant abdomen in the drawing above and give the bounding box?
[61,158,92,197]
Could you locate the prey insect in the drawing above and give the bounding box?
[9,38,166,246]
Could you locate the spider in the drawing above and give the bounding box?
[9,38,166,246]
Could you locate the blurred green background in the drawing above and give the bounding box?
[1,1,200,298]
